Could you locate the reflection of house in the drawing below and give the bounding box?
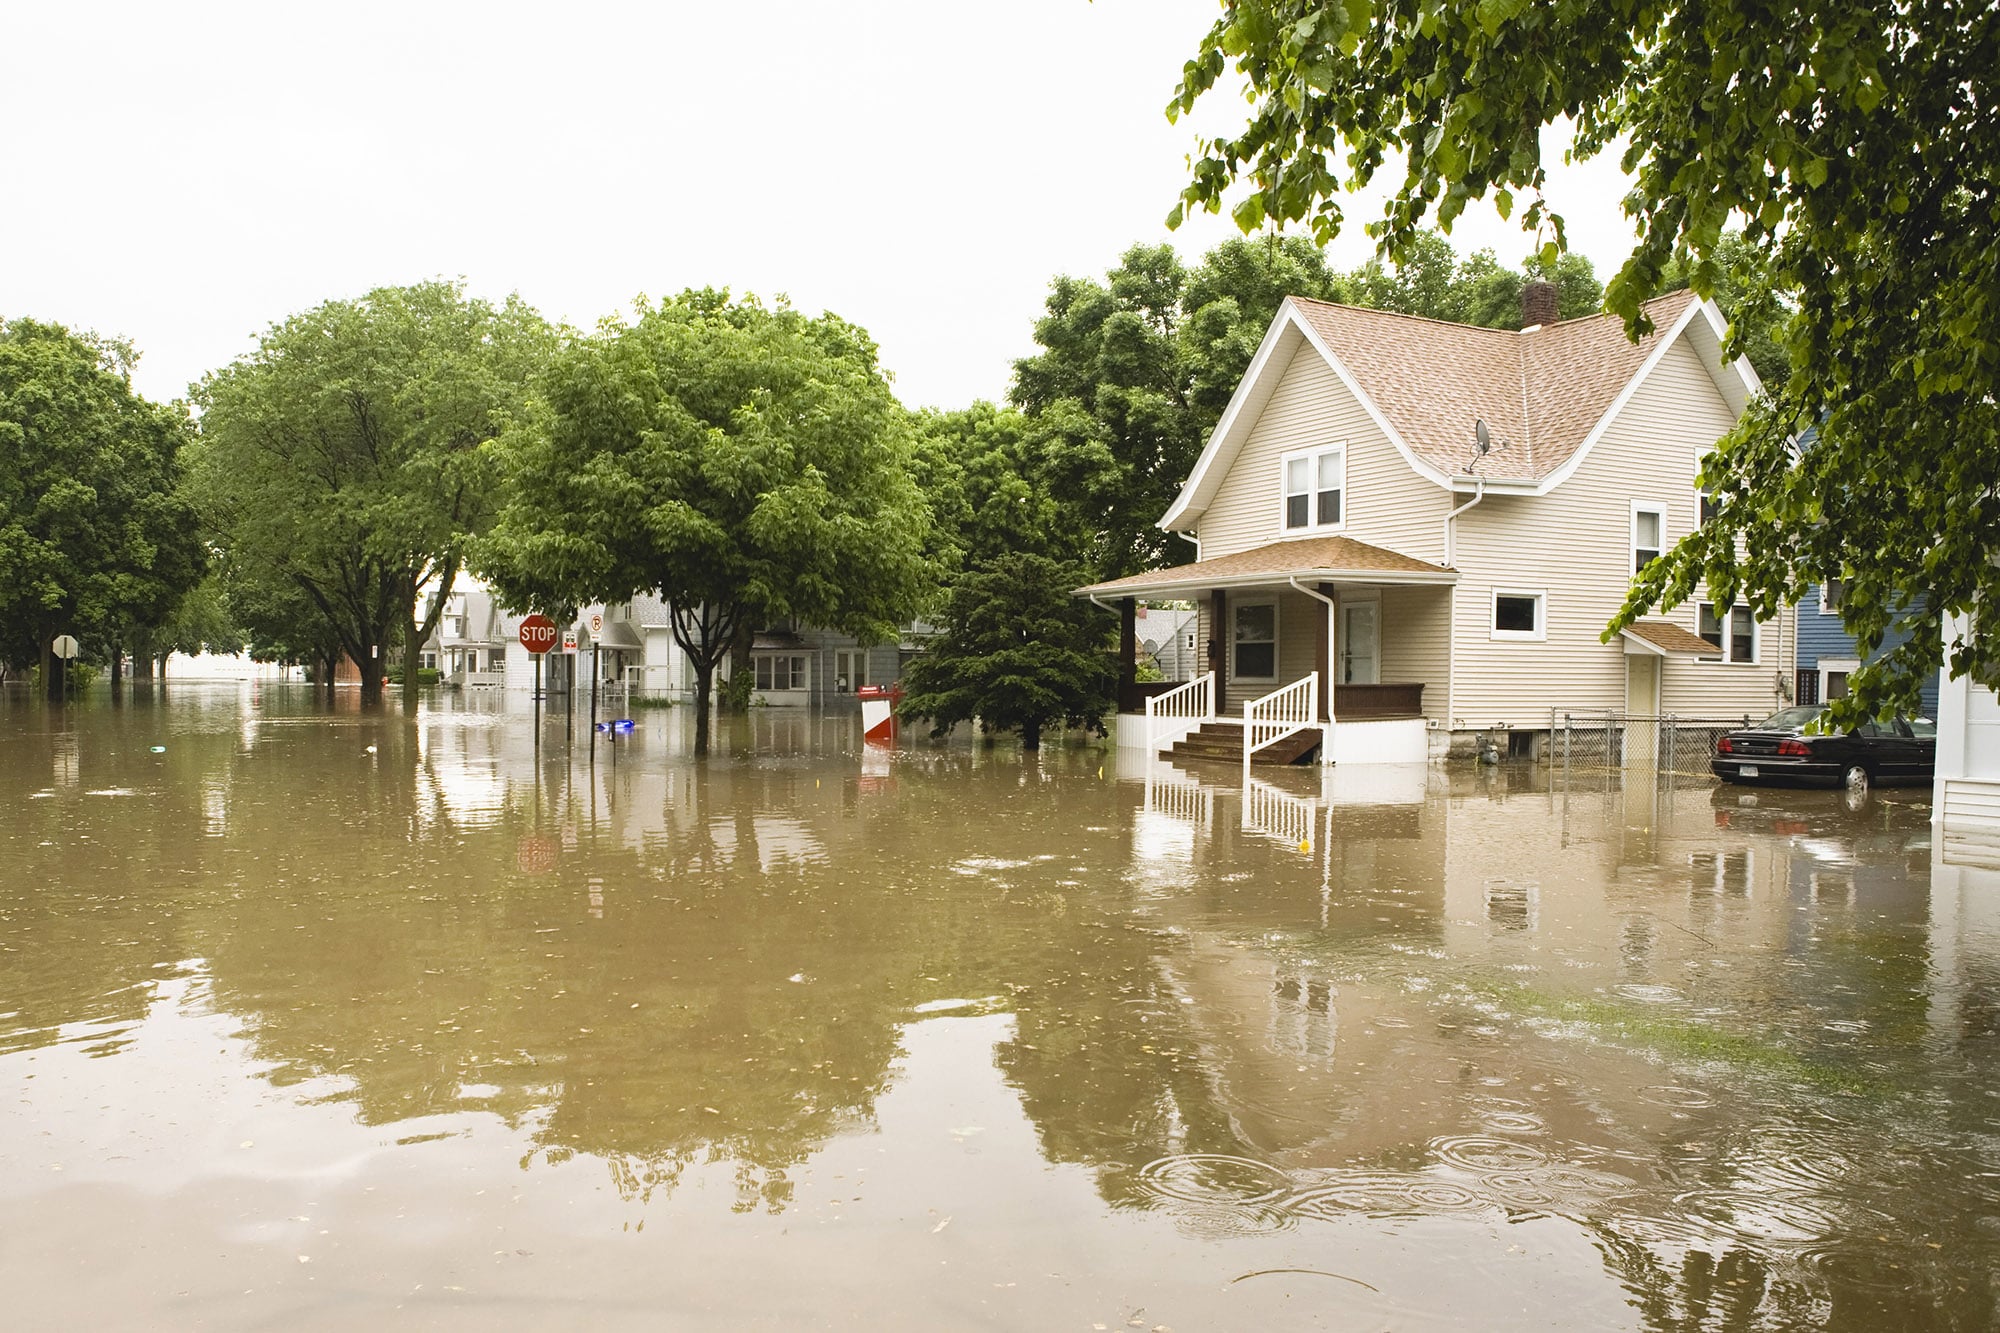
[1936,611,2000,838]
[1795,579,1939,715]
[1079,284,1791,764]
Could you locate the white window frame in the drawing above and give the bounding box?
[1630,500,1667,574]
[1820,579,1846,615]
[833,648,866,693]
[1697,601,1759,664]
[1490,588,1546,642]
[1278,443,1347,536]
[1230,598,1279,683]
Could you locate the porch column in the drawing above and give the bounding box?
[1317,582,1336,722]
[1209,588,1227,712]
[1118,597,1138,713]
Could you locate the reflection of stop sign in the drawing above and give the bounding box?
[519,614,558,654]
[517,834,557,875]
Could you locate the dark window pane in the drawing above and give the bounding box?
[1796,670,1819,706]
[1286,494,1308,528]
[1700,491,1719,525]
[1494,596,1538,633]
[1698,604,1724,649]
[1236,643,1275,677]
[1730,607,1754,662]
[1317,488,1341,524]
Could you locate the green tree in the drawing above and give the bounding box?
[478,290,934,756]
[1165,0,1998,720]
[0,319,205,696]
[899,405,1117,750]
[1011,236,1349,582]
[192,281,553,703]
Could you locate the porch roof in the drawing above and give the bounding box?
[1076,536,1456,600]
[1620,620,1718,658]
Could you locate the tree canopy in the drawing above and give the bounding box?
[477,290,934,754]
[1166,0,1997,720]
[192,280,553,701]
[0,318,204,693]
[898,404,1116,750]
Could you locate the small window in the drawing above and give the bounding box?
[1233,602,1277,680]
[1822,579,1846,614]
[1698,603,1757,663]
[1631,503,1665,573]
[1282,445,1345,532]
[1491,591,1545,640]
[1699,489,1720,526]
[834,648,866,693]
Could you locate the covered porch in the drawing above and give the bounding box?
[1079,536,1458,767]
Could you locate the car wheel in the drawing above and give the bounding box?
[1842,763,1870,794]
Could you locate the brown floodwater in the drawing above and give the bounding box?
[4,683,1999,1330]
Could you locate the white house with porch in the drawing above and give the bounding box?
[1080,284,1794,767]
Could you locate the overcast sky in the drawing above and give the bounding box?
[5,1,1641,411]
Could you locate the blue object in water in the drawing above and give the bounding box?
[594,719,637,734]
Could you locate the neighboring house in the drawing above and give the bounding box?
[622,596,926,707]
[425,581,510,688]
[1794,579,1941,717]
[1936,611,2000,839]
[1079,285,1792,764]
[1136,604,1201,682]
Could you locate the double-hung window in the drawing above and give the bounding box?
[1631,502,1665,573]
[1698,603,1756,663]
[1232,602,1277,681]
[1282,445,1345,532]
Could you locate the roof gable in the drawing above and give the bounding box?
[1162,289,1754,531]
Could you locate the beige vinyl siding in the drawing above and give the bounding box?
[1376,584,1452,724]
[1196,343,1448,561]
[1448,334,1789,729]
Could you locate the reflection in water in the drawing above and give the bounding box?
[2,687,1998,1329]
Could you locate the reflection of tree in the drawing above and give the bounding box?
[1592,1235,1799,1333]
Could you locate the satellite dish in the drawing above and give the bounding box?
[1475,419,1492,454]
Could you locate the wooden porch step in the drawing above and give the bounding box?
[1166,721,1321,767]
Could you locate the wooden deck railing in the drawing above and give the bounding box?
[1244,673,1319,774]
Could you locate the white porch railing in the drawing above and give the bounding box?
[1244,673,1320,774]
[1147,671,1215,752]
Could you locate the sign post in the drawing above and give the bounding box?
[519,614,558,741]
[51,634,79,703]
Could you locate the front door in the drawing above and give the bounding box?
[1340,602,1379,685]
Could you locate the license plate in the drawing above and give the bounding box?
[1740,765,1759,778]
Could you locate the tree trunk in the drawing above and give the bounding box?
[359,651,387,703]
[692,659,714,755]
[1022,719,1043,751]
[110,641,124,693]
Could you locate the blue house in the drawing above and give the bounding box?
[1794,579,1940,717]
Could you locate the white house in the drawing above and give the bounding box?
[1935,611,2000,839]
[1080,284,1792,765]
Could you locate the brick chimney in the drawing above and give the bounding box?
[1522,279,1559,329]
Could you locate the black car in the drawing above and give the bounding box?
[1710,705,1936,792]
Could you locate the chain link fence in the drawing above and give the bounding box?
[1552,711,1755,779]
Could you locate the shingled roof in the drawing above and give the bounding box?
[1286,289,1700,482]
[1078,536,1456,599]
[1162,288,1752,530]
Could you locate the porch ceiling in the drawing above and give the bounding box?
[1076,536,1456,600]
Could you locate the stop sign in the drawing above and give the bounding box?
[518,614,559,654]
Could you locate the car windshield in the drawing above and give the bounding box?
[1756,705,1823,732]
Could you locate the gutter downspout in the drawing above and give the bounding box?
[1443,477,1485,568]
[1288,577,1339,764]
[1443,479,1485,749]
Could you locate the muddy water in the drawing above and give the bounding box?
[4,685,1999,1330]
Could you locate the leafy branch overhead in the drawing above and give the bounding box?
[1170,0,1998,721]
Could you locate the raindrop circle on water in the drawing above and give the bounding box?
[1431,1135,1551,1173]
[1138,1154,1295,1207]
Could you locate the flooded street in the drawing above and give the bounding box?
[5,686,1999,1331]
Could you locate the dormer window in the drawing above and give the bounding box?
[1282,445,1345,532]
